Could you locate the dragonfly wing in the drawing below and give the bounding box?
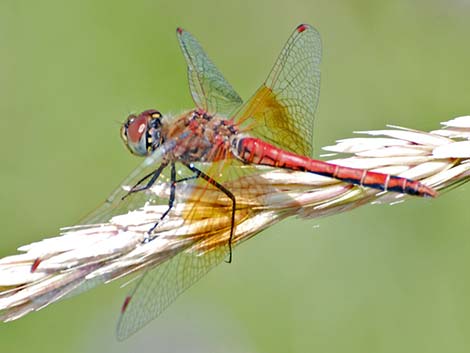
[177,28,243,116]
[235,24,321,157]
[116,158,275,340]
[81,143,173,225]
[116,245,227,340]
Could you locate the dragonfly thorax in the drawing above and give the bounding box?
[121,109,164,156]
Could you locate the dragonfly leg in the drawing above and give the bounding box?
[122,162,169,200]
[145,162,177,242]
[175,174,199,183]
[184,163,236,263]
[143,165,201,242]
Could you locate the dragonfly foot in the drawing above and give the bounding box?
[224,243,233,263]
[143,223,159,243]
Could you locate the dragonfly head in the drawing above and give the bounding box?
[121,109,164,156]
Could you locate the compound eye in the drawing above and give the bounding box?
[121,114,150,156]
[126,115,148,144]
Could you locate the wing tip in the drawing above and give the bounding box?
[121,295,132,313]
[296,23,310,33]
[115,295,134,341]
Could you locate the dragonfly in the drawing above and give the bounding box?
[79,24,437,339]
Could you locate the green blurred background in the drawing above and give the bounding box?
[1,0,470,352]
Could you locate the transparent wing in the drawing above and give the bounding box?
[116,245,227,340]
[177,27,243,116]
[81,142,174,225]
[114,158,269,340]
[235,24,321,157]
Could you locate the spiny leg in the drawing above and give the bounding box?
[184,163,236,263]
[122,162,169,200]
[145,162,177,242]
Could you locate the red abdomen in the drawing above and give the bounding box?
[234,137,436,197]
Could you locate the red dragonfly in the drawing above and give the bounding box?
[85,24,436,339]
